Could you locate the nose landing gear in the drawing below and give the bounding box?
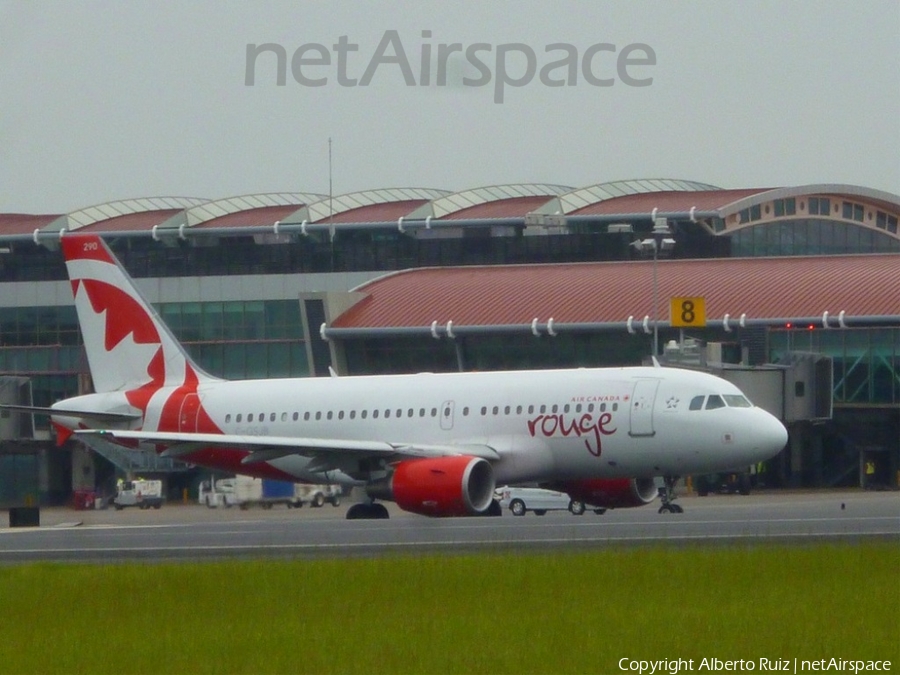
[658,476,684,513]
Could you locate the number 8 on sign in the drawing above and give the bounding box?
[670,296,706,327]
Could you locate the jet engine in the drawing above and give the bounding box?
[552,477,657,509]
[367,456,495,517]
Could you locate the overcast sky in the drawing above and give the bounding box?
[1,0,898,213]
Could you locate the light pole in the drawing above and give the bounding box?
[633,218,675,356]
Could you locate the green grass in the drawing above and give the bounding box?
[0,543,897,674]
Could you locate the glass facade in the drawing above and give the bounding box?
[0,299,310,421]
[769,328,900,405]
[344,333,651,375]
[732,219,900,257]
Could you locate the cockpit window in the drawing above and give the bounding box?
[723,394,752,408]
[689,395,705,411]
[705,395,726,410]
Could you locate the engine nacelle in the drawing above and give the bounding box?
[551,477,657,509]
[367,456,495,517]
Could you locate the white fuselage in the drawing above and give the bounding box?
[58,366,787,485]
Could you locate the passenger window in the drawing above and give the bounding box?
[304,412,310,421]
[281,413,287,422]
[540,405,546,413]
[247,413,254,422]
[350,411,356,420]
[419,408,425,417]
[516,405,523,415]
[492,406,499,415]
[408,408,414,417]
[259,413,264,421]
[315,412,322,420]
[689,396,705,411]
[600,403,606,412]
[396,409,402,418]
[706,395,726,410]
[444,407,451,417]
[528,405,534,414]
[338,411,344,420]
[270,413,276,422]
[612,403,618,411]
[431,408,437,417]
[362,410,368,419]
[385,409,391,418]
[551,404,558,413]
[225,414,231,423]
[575,404,582,413]
[292,412,299,421]
[564,404,570,413]
[327,411,333,420]
[504,406,510,415]
[236,414,242,423]
[373,410,379,419]
[588,403,595,413]
[463,407,469,416]
[481,406,487,416]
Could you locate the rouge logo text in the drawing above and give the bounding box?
[526,413,616,457]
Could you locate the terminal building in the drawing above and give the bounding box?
[0,179,898,505]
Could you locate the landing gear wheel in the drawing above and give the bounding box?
[568,500,585,515]
[510,499,526,516]
[480,499,503,517]
[657,476,683,514]
[346,502,391,520]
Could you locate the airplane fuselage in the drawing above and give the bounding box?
[56,365,787,486]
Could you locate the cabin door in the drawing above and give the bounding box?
[178,393,201,432]
[629,380,659,437]
[440,400,455,431]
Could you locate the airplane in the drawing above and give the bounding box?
[3,234,788,519]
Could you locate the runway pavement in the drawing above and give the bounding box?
[0,490,897,564]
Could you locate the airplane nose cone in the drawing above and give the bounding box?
[757,411,788,459]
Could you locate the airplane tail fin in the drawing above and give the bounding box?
[60,235,220,397]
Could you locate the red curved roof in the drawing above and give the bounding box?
[323,200,431,223]
[332,254,900,328]
[195,204,305,229]
[0,213,61,235]
[76,209,184,232]
[572,188,768,215]
[444,196,558,219]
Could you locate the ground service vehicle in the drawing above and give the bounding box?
[695,470,753,496]
[495,486,592,516]
[114,479,163,510]
[290,483,342,508]
[233,476,295,509]
[198,477,238,508]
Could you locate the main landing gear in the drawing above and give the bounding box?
[658,476,684,513]
[346,502,390,520]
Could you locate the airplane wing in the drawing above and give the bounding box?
[0,404,140,423]
[73,429,501,465]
